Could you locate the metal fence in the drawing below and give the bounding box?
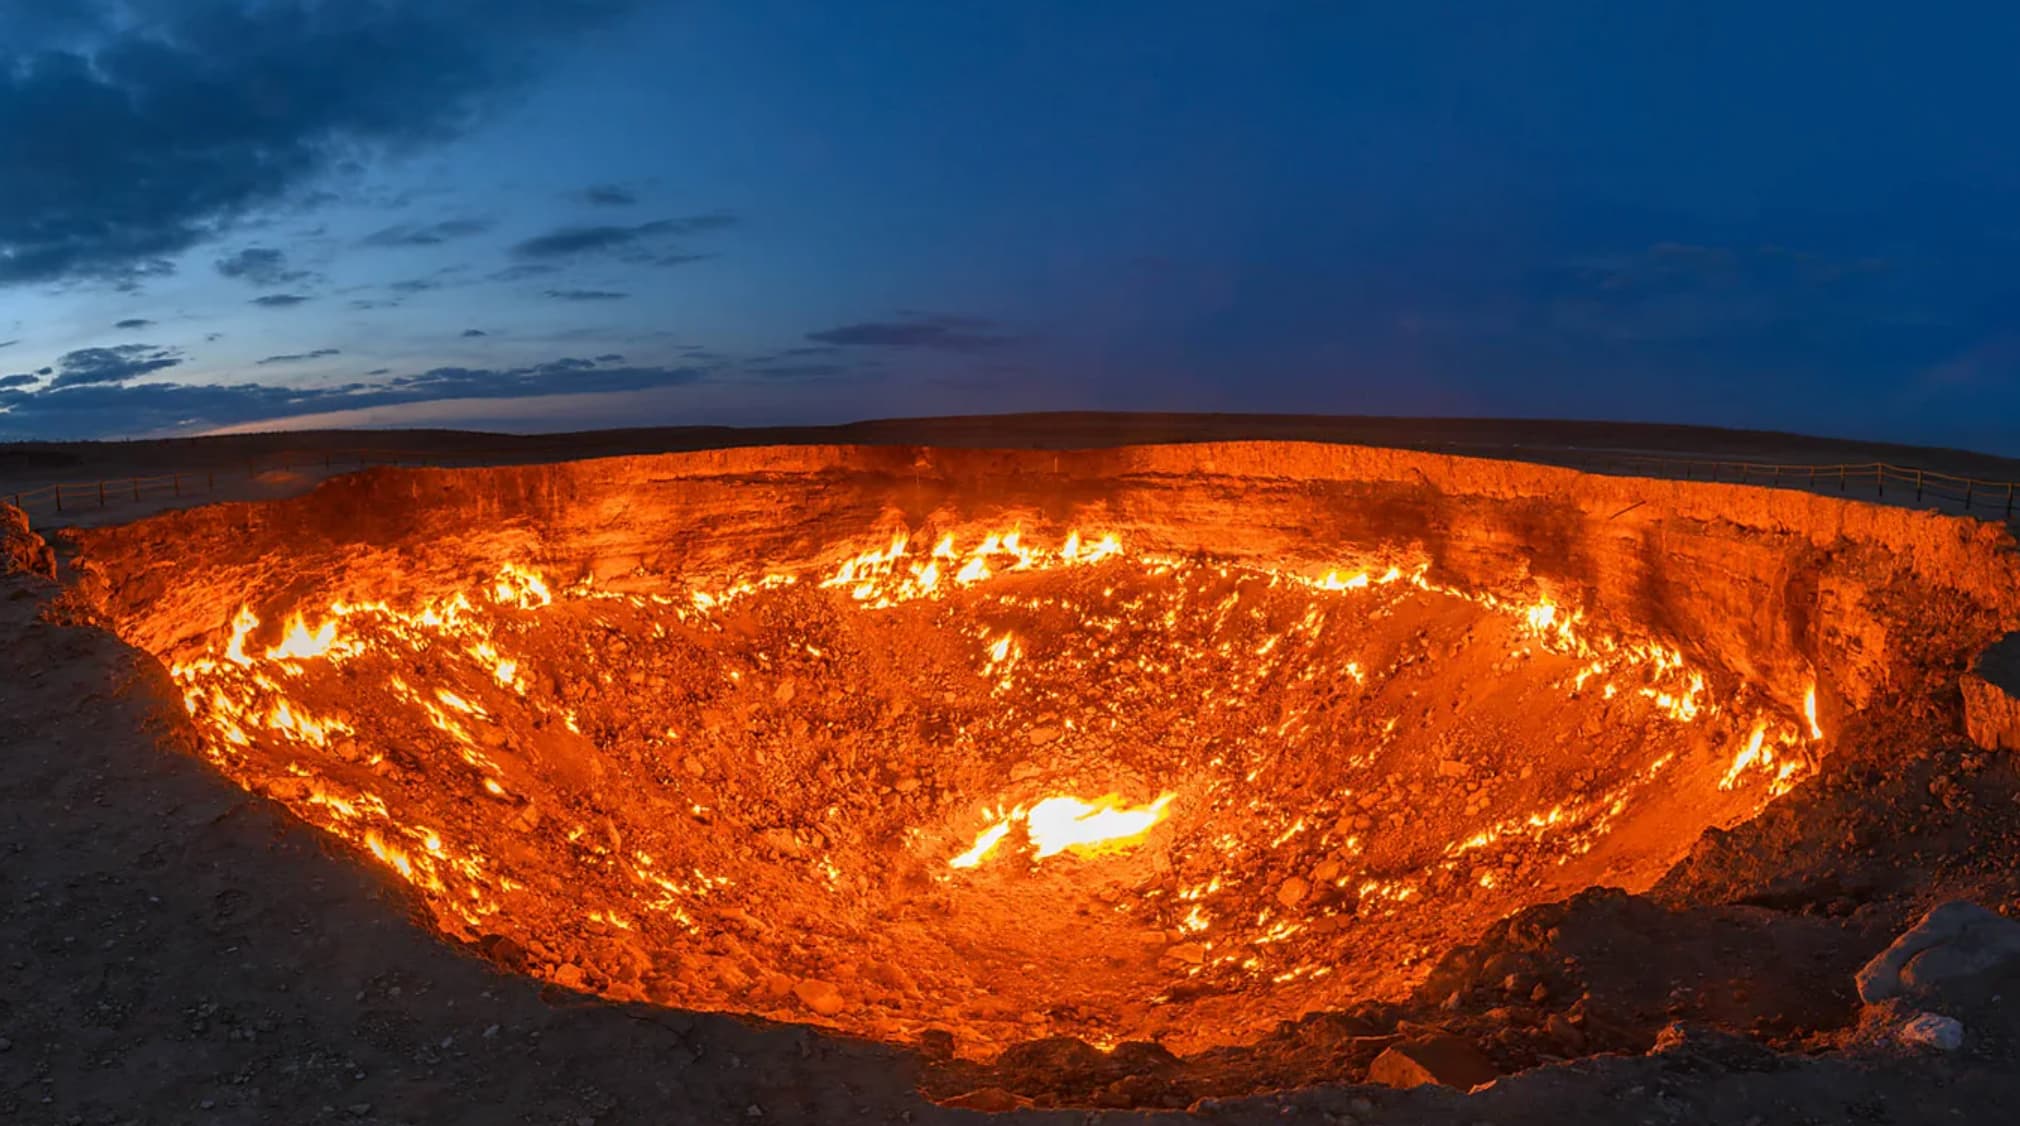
[4,447,451,518]
[1556,454,2019,518]
[6,444,2020,523]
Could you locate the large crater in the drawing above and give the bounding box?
[70,441,2019,1066]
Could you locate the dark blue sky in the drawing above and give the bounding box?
[3,2,2017,451]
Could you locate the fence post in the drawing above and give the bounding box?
[207,471,215,492]
[98,481,106,508]
[2008,483,2015,519]
[1965,480,1974,509]
[54,484,62,512]
[1915,469,1924,502]
[132,477,140,501]
[172,473,181,497]
[1876,467,1884,498]
[1839,466,1847,492]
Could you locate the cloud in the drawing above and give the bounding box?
[545,289,629,301]
[46,344,183,388]
[0,339,16,349]
[0,373,38,388]
[463,329,489,337]
[748,363,854,381]
[0,1,637,287]
[256,348,341,366]
[594,353,624,362]
[215,247,313,287]
[113,318,154,329]
[361,218,495,247]
[251,294,312,308]
[490,263,562,283]
[806,312,1014,352]
[0,353,706,439]
[389,279,441,294]
[578,185,638,207]
[510,213,736,260]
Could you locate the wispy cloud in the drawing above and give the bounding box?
[807,312,1015,353]
[216,247,314,287]
[545,288,629,301]
[45,344,184,388]
[511,213,736,260]
[256,348,342,366]
[361,217,495,247]
[0,352,706,439]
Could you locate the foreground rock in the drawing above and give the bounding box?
[1855,901,2020,1004]
[1367,1034,1499,1091]
[1963,633,2020,752]
[1899,1013,1965,1051]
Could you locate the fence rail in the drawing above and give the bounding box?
[4,447,486,518]
[1561,453,2019,518]
[5,444,2019,523]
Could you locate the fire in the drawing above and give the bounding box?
[947,792,1176,868]
[266,613,345,662]
[150,520,1826,1051]
[948,819,1014,869]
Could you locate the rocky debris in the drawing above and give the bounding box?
[1855,901,2020,1004]
[1277,877,1310,907]
[1366,1033,1498,1091]
[792,978,846,1016]
[1,503,56,581]
[1899,1012,1965,1051]
[939,1086,1030,1111]
[1962,632,2020,752]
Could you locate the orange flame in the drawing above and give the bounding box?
[947,792,1175,868]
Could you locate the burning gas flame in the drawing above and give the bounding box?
[947,792,1176,868]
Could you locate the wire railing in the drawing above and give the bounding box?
[1554,453,2019,518]
[5,444,2019,523]
[3,447,495,518]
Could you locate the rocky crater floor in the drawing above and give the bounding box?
[7,439,2020,1123]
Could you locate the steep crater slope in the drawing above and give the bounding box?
[67,442,2020,1072]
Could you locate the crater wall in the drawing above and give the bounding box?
[69,441,2020,723]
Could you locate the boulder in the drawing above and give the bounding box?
[1962,633,2020,752]
[791,978,845,1016]
[1899,1013,1965,1051]
[1366,1033,1498,1091]
[940,1088,1029,1112]
[1856,901,2020,1004]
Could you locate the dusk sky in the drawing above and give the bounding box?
[3,2,2017,451]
